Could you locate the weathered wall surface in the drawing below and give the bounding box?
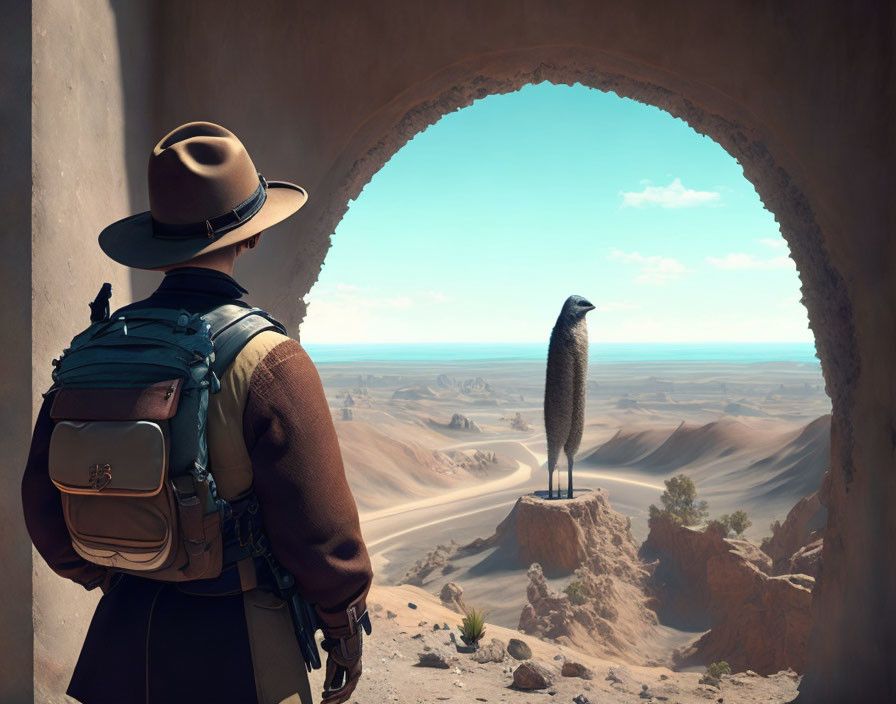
[1,3,34,702]
[15,1,894,702]
[22,1,155,701]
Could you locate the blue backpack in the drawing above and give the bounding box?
[45,284,285,582]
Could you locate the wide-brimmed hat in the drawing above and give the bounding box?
[98,121,308,269]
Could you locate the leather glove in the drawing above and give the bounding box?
[320,632,362,704]
[315,598,372,704]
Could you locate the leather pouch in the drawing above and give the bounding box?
[48,383,181,574]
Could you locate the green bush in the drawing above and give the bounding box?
[727,509,752,536]
[706,661,731,679]
[708,510,752,537]
[564,580,590,605]
[649,474,709,527]
[458,606,487,645]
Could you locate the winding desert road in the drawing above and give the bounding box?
[359,436,663,592]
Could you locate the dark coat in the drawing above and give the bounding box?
[21,268,373,704]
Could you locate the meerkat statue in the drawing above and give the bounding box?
[544,295,595,499]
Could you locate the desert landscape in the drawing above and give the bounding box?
[313,354,830,702]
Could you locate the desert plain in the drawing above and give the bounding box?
[312,355,830,702]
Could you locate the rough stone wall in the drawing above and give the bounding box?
[14,1,894,701]
[1,4,34,702]
[16,2,156,701]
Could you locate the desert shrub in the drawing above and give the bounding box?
[706,661,731,679]
[648,474,709,527]
[706,516,732,536]
[727,509,752,536]
[564,580,590,605]
[458,606,487,645]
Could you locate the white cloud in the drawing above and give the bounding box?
[706,253,795,270]
[758,237,786,249]
[336,282,361,291]
[607,248,687,285]
[422,290,450,303]
[619,178,721,209]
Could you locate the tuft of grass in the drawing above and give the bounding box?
[564,580,590,605]
[699,660,732,687]
[457,606,487,645]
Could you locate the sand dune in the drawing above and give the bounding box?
[335,418,517,512]
[582,418,776,472]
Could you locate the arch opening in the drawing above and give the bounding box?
[300,81,848,688]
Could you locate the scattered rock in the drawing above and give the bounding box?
[512,661,553,690]
[436,374,455,388]
[407,602,418,609]
[386,610,397,619]
[507,638,533,660]
[448,413,482,432]
[418,621,427,626]
[417,649,453,669]
[340,407,353,421]
[561,661,594,679]
[573,696,592,704]
[472,638,506,663]
[508,412,531,431]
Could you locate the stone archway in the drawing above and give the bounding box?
[297,47,860,703]
[19,4,889,702]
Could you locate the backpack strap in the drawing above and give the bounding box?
[203,303,288,378]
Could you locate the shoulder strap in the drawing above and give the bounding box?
[203,303,288,377]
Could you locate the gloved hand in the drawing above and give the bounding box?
[319,632,363,704]
[314,597,372,704]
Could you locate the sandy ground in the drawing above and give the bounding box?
[308,583,801,703]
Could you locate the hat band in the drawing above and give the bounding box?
[151,173,268,241]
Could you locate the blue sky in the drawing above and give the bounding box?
[301,82,811,344]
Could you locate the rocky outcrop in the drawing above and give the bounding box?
[507,412,531,431]
[761,490,826,577]
[643,512,813,674]
[459,376,492,394]
[447,412,481,432]
[438,582,466,614]
[513,491,659,660]
[399,542,460,587]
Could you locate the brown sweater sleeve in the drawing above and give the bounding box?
[20,395,108,590]
[243,339,373,624]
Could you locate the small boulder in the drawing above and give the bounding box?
[512,661,553,690]
[417,649,453,669]
[507,638,533,660]
[573,696,592,704]
[561,661,594,680]
[472,638,506,663]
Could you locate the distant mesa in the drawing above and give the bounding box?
[343,392,355,407]
[391,385,439,400]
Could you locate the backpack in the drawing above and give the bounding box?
[44,286,286,582]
